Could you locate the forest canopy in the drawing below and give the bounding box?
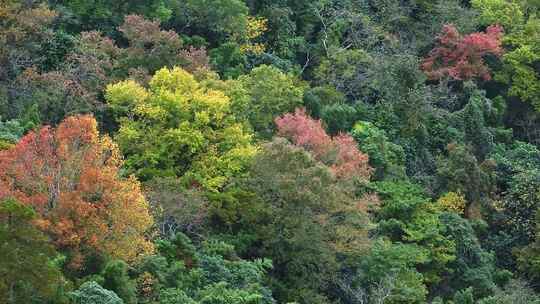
[1,0,540,303]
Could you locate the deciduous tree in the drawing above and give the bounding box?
[275,108,372,181]
[106,67,257,191]
[118,15,209,77]
[422,24,504,81]
[239,65,305,137]
[240,138,374,303]
[374,181,455,285]
[0,115,153,269]
[0,1,57,82]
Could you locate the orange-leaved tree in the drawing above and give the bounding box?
[0,115,153,269]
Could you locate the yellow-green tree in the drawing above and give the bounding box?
[106,67,257,191]
[437,192,466,214]
[238,65,305,137]
[473,0,540,111]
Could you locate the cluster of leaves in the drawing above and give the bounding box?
[1,7,209,126]
[66,233,274,304]
[229,138,374,303]
[106,66,256,190]
[275,108,372,180]
[473,0,540,111]
[422,24,504,81]
[0,115,154,270]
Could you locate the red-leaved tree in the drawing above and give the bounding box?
[275,108,372,180]
[422,24,503,81]
[0,115,153,269]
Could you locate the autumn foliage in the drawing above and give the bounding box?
[422,24,504,81]
[0,115,153,268]
[118,15,210,75]
[275,108,372,180]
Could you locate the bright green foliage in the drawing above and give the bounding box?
[474,0,540,111]
[491,142,540,182]
[159,289,197,304]
[0,198,64,304]
[359,239,429,304]
[351,121,406,180]
[238,65,305,137]
[70,281,124,304]
[472,0,525,30]
[200,76,251,125]
[106,67,257,190]
[159,282,267,304]
[499,15,540,111]
[499,17,540,111]
[0,118,24,143]
[157,288,195,304]
[374,181,455,284]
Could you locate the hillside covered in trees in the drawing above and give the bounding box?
[2,0,540,303]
